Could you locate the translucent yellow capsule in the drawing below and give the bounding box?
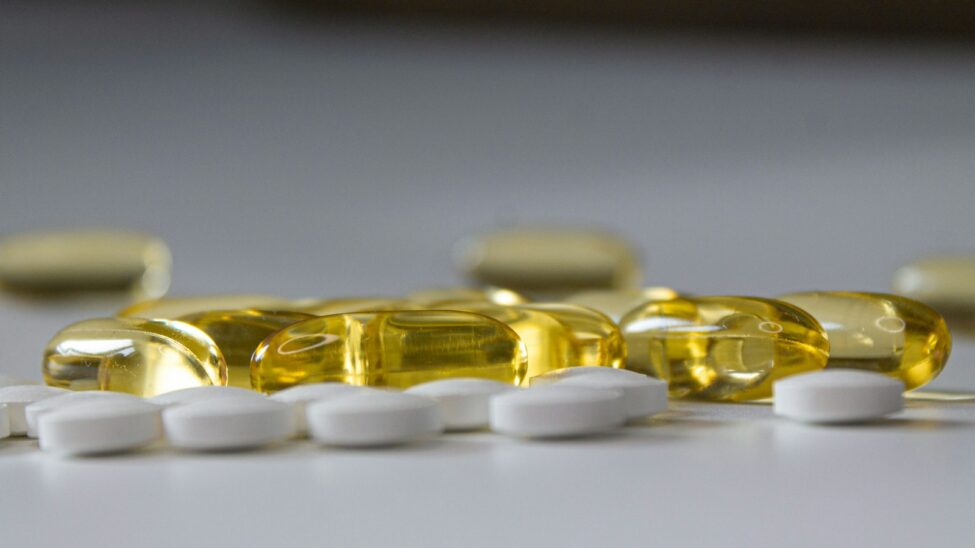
[42,318,227,396]
[778,291,951,390]
[455,227,642,295]
[563,287,681,322]
[406,287,527,307]
[118,294,292,319]
[176,309,315,388]
[891,256,975,335]
[430,302,625,384]
[0,228,171,297]
[251,310,528,392]
[292,297,410,315]
[620,296,829,401]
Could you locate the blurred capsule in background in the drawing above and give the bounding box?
[406,287,527,307]
[43,318,227,396]
[778,291,951,390]
[892,256,975,335]
[620,296,829,401]
[118,294,292,319]
[291,297,411,315]
[563,287,680,323]
[0,228,171,298]
[176,309,315,389]
[251,310,528,392]
[455,227,642,298]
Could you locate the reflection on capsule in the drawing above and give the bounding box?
[118,294,292,319]
[291,297,410,315]
[563,287,681,322]
[406,287,527,307]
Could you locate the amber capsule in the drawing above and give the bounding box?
[42,318,227,396]
[176,309,314,388]
[779,291,951,390]
[891,256,975,335]
[251,310,528,392]
[406,287,527,307]
[620,296,829,401]
[430,302,625,384]
[292,297,411,315]
[118,294,292,319]
[563,287,681,322]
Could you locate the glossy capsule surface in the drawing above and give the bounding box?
[118,294,292,319]
[620,296,829,401]
[293,297,410,315]
[43,318,227,396]
[251,310,528,392]
[406,287,527,307]
[892,256,975,335]
[563,287,680,322]
[779,291,951,390]
[177,309,315,388]
[434,302,625,384]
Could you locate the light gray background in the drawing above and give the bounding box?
[1,2,974,547]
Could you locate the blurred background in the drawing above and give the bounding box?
[2,0,974,378]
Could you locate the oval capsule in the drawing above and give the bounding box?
[563,287,681,322]
[0,228,171,297]
[251,310,528,392]
[43,318,227,396]
[292,297,411,315]
[176,309,315,388]
[620,296,829,401]
[778,291,951,390]
[891,256,975,335]
[118,294,292,319]
[406,287,527,307]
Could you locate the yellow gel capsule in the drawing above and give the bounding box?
[778,291,951,390]
[0,228,171,297]
[563,287,681,322]
[406,287,527,307]
[431,302,625,384]
[292,297,410,315]
[620,296,829,401]
[251,310,528,392]
[42,318,227,396]
[118,294,292,319]
[176,309,315,389]
[455,227,642,295]
[891,256,975,335]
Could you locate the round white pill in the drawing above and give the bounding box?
[149,385,264,407]
[529,366,650,387]
[25,391,145,438]
[405,378,518,431]
[554,372,668,420]
[490,385,626,438]
[773,370,904,424]
[0,375,40,388]
[270,383,377,436]
[38,399,162,456]
[0,405,10,439]
[306,391,444,447]
[163,397,294,451]
[0,385,70,435]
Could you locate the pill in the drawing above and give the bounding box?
[251,310,528,392]
[406,287,527,307]
[779,291,951,390]
[552,372,668,420]
[293,297,410,315]
[43,318,227,395]
[0,228,171,297]
[269,383,378,435]
[489,385,626,438]
[0,385,71,435]
[430,302,625,385]
[773,370,904,424]
[117,294,293,319]
[0,375,40,388]
[0,405,10,439]
[563,287,680,322]
[529,365,650,386]
[620,296,829,401]
[38,399,163,456]
[306,391,444,447]
[891,256,975,334]
[176,309,314,389]
[25,390,145,438]
[405,378,518,431]
[455,227,642,296]
[149,385,264,407]
[163,397,294,451]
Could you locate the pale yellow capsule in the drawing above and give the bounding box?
[892,256,975,334]
[779,291,951,390]
[291,297,411,315]
[563,287,680,322]
[455,227,642,295]
[118,294,292,319]
[43,318,227,396]
[406,287,527,307]
[0,228,170,297]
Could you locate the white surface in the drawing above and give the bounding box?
[490,385,626,437]
[270,383,376,435]
[163,397,294,451]
[555,371,669,419]
[406,378,517,430]
[148,385,265,407]
[774,370,904,423]
[0,385,70,436]
[2,0,975,545]
[306,391,444,447]
[25,390,145,438]
[38,399,163,456]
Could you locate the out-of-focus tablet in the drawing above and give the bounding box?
[489,385,626,438]
[0,375,40,389]
[773,370,904,424]
[554,373,667,420]
[163,397,294,451]
[0,385,70,435]
[306,392,444,447]
[529,365,649,387]
[38,400,162,456]
[405,378,517,431]
[25,391,145,438]
[148,386,264,407]
[0,405,10,439]
[269,383,377,435]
